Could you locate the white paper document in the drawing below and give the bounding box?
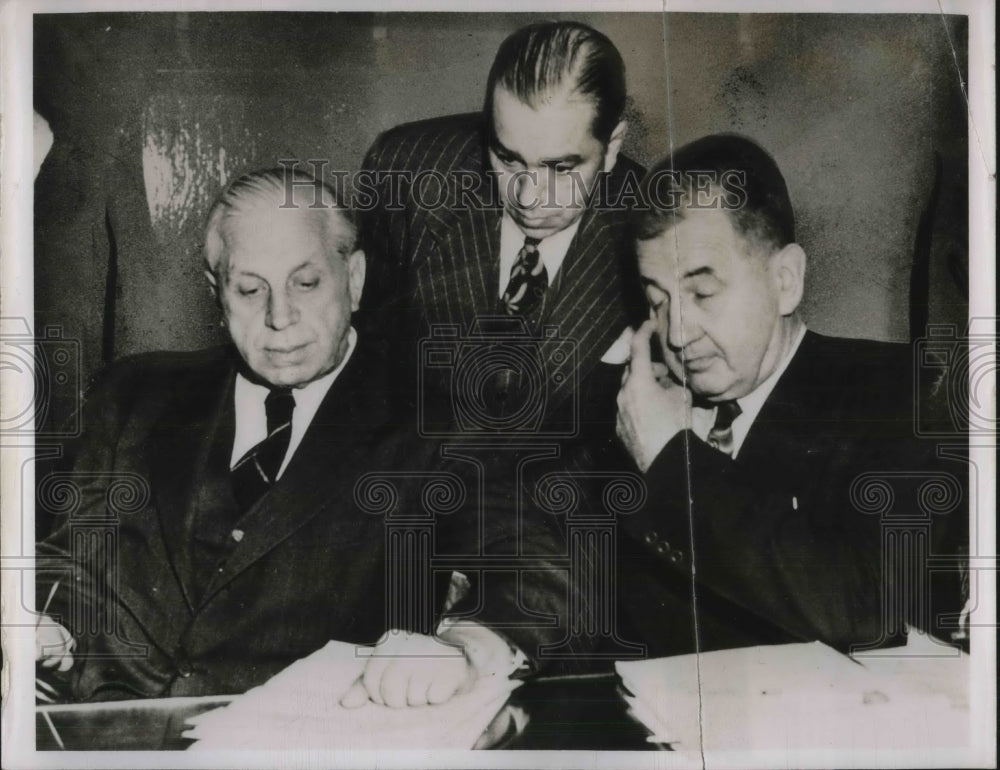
[184,639,519,750]
[616,636,970,753]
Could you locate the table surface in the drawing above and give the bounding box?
[36,673,663,751]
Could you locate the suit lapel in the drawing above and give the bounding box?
[421,133,502,327]
[541,203,631,413]
[737,332,818,483]
[147,355,236,613]
[423,202,501,326]
[198,340,392,603]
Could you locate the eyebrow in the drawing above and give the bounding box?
[229,259,318,280]
[640,266,718,292]
[681,266,717,281]
[490,137,526,165]
[491,137,583,168]
[543,155,584,168]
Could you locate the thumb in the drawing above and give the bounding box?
[340,678,370,708]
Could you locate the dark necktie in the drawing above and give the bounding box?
[707,400,742,456]
[231,387,295,512]
[488,237,548,419]
[500,236,548,323]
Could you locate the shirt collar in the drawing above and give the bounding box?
[231,326,357,477]
[499,211,582,291]
[690,323,806,457]
[729,323,807,457]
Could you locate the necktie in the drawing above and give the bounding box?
[500,236,548,323]
[707,400,742,456]
[489,237,548,418]
[231,387,295,512]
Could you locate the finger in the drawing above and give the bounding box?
[406,665,434,707]
[340,679,370,708]
[379,662,410,709]
[651,361,671,387]
[628,319,657,378]
[56,653,74,673]
[57,624,74,649]
[615,410,626,442]
[40,655,59,669]
[426,660,472,705]
[361,657,390,705]
[473,708,513,750]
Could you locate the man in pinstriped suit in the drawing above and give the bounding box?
[355,21,649,669]
[358,20,646,464]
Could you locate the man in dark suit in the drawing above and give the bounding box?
[34,168,565,705]
[614,135,968,657]
[357,20,646,449]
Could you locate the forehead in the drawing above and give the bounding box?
[637,208,748,278]
[222,203,337,270]
[490,85,602,160]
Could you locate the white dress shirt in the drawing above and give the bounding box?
[230,327,357,478]
[497,212,582,298]
[690,324,807,458]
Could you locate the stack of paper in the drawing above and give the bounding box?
[616,638,969,752]
[184,639,519,750]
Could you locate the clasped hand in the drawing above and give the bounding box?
[340,623,516,709]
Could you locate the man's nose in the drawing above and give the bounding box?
[266,290,298,330]
[513,171,542,211]
[665,297,700,352]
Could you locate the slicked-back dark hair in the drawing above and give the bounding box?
[484,21,626,144]
[633,134,795,253]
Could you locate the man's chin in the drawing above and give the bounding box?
[510,213,573,240]
[253,362,315,389]
[684,372,733,402]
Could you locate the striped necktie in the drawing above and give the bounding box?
[707,400,742,456]
[231,387,295,512]
[500,236,548,324]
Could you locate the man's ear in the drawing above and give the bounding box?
[772,243,806,316]
[204,269,222,307]
[347,249,366,312]
[602,120,628,174]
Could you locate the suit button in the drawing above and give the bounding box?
[669,549,684,565]
[643,531,658,545]
[177,663,192,677]
[655,541,671,556]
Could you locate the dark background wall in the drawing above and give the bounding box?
[34,11,969,391]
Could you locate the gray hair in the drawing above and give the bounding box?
[203,167,356,279]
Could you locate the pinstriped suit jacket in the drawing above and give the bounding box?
[357,112,646,440]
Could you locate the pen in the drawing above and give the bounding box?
[40,710,65,750]
[38,580,60,625]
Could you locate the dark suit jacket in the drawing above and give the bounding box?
[615,332,968,658]
[36,339,573,700]
[357,112,646,446]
